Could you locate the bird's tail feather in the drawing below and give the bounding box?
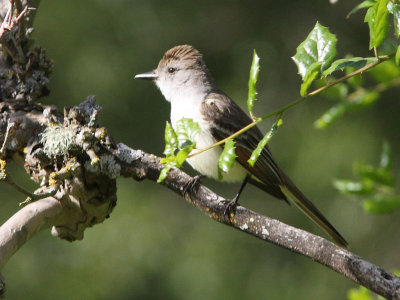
[280,179,348,248]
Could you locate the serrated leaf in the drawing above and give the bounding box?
[322,57,378,77]
[175,118,200,148]
[347,0,375,19]
[347,286,373,300]
[314,103,346,129]
[380,141,392,170]
[333,179,374,195]
[365,0,390,49]
[292,22,337,80]
[300,62,321,96]
[387,1,400,37]
[363,194,400,213]
[163,121,178,157]
[248,119,282,167]
[396,45,400,65]
[218,139,237,180]
[247,50,260,118]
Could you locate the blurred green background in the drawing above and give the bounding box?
[1,0,400,299]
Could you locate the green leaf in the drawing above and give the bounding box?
[365,0,390,49]
[175,118,200,148]
[314,103,346,129]
[218,139,237,180]
[363,194,400,213]
[347,286,373,300]
[248,119,283,167]
[347,0,375,19]
[163,121,178,156]
[396,45,400,65]
[387,1,400,37]
[379,141,392,170]
[157,161,175,183]
[292,22,337,80]
[333,179,374,195]
[322,57,378,77]
[348,90,379,108]
[247,50,260,118]
[353,161,394,186]
[368,59,400,82]
[176,147,193,167]
[300,62,321,96]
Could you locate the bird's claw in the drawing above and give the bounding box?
[183,175,204,198]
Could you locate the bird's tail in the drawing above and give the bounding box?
[280,175,348,248]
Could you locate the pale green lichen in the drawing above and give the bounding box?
[41,124,76,158]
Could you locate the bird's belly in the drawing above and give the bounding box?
[186,128,247,182]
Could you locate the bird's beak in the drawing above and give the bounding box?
[134,70,158,80]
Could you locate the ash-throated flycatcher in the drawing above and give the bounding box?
[135,45,347,247]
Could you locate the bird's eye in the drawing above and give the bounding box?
[168,67,176,74]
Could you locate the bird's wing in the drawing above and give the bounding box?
[201,92,286,199]
[200,92,348,247]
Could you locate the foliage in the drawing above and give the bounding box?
[334,142,400,214]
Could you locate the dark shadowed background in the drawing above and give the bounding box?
[1,0,400,299]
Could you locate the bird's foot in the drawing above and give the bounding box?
[223,195,239,216]
[183,175,204,198]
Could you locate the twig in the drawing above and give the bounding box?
[0,3,31,39]
[2,175,57,203]
[188,54,391,159]
[0,122,15,155]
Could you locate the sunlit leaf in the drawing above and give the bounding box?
[300,62,321,96]
[157,162,175,183]
[175,118,200,148]
[387,1,400,37]
[292,22,337,80]
[333,179,374,195]
[176,147,193,167]
[347,0,375,19]
[248,119,283,167]
[163,121,178,156]
[218,139,237,180]
[247,50,260,118]
[365,0,390,49]
[322,57,378,77]
[363,194,400,213]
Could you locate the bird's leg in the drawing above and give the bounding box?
[224,174,251,215]
[183,175,204,199]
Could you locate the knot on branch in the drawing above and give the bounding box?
[21,96,119,241]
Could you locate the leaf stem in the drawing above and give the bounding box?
[188,54,392,159]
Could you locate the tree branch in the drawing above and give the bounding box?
[115,143,400,300]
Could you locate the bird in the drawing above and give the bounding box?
[135,45,347,247]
